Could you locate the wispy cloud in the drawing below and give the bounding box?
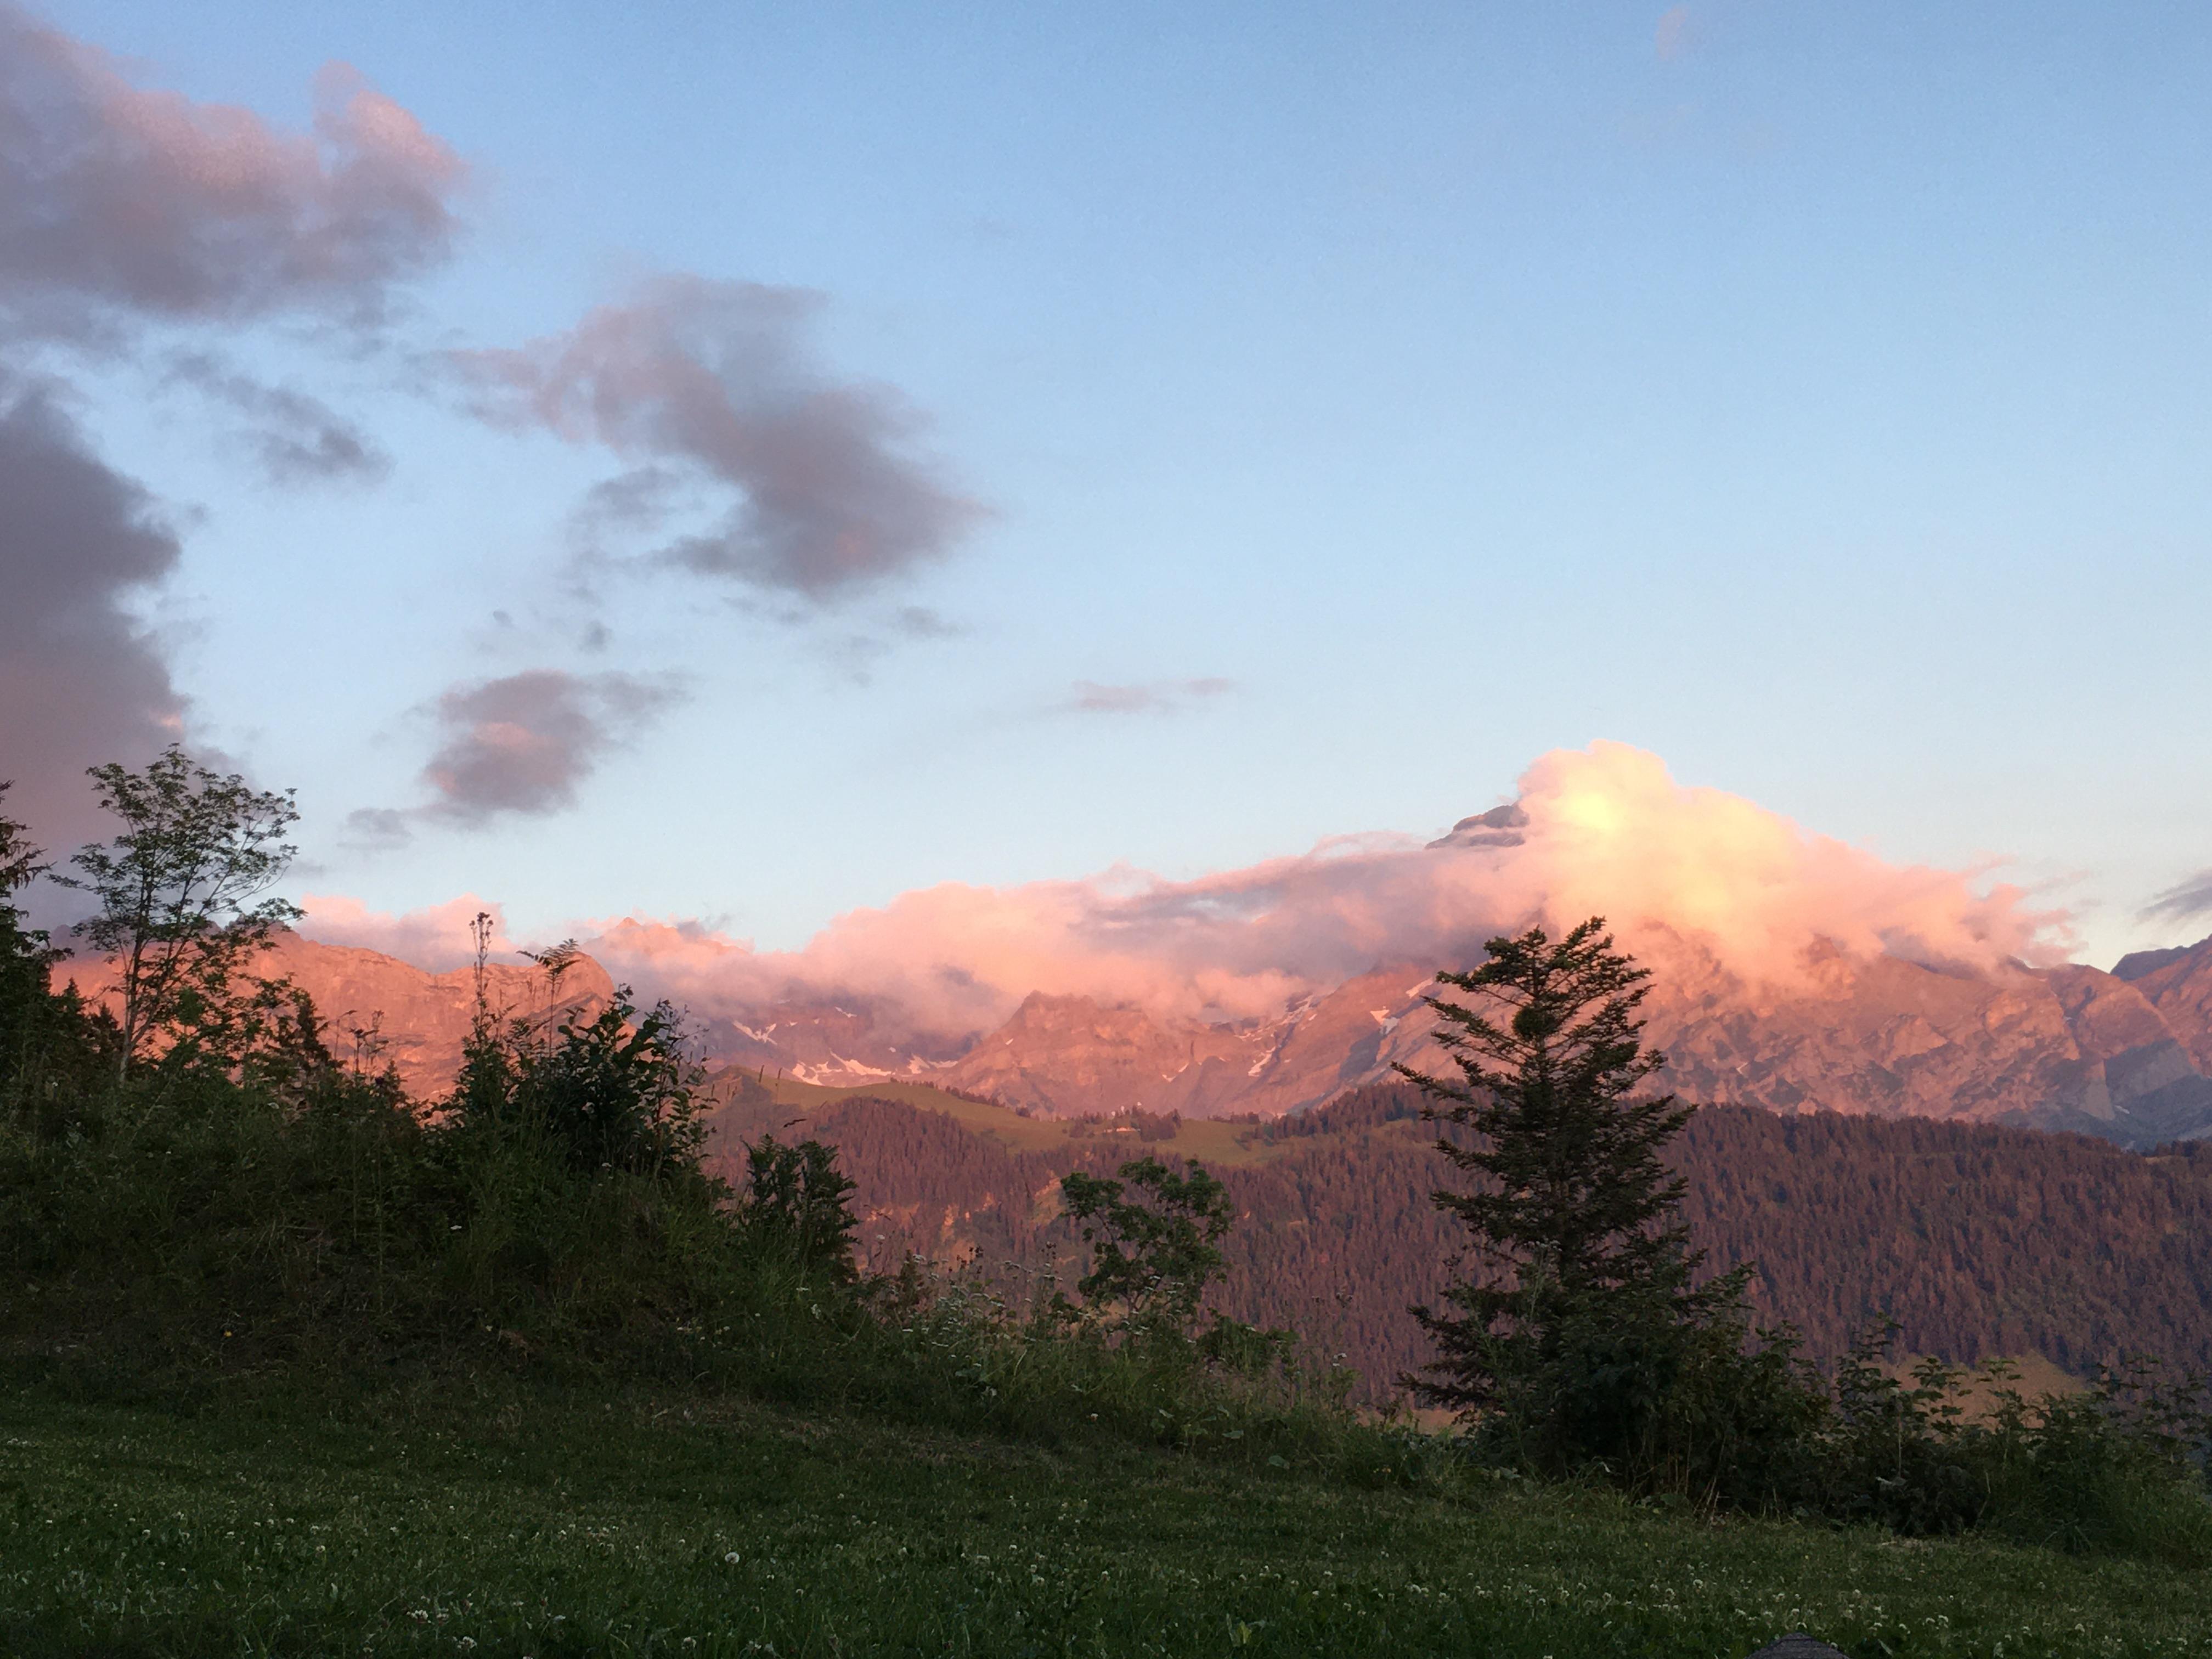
[341,669,687,847]
[166,353,390,486]
[2143,870,2212,928]
[416,668,684,827]
[1066,677,1234,715]
[454,275,983,606]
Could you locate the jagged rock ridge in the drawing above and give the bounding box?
[80,927,2212,1148]
[689,932,2212,1149]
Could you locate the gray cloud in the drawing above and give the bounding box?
[0,370,187,846]
[455,275,983,604]
[894,606,962,640]
[417,668,684,827]
[0,8,465,337]
[1066,677,1235,715]
[0,10,467,860]
[2143,870,2212,928]
[337,805,411,851]
[167,353,390,486]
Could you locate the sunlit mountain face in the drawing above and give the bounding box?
[257,746,2212,1148]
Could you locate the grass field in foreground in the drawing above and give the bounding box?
[1,1386,2205,1659]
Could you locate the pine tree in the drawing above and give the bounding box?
[1398,918,1816,1490]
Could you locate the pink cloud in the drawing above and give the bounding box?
[577,743,2066,1046]
[453,274,981,602]
[0,7,465,331]
[298,893,512,974]
[1654,5,1696,61]
[0,10,463,848]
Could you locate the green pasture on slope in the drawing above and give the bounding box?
[1,1386,2204,1659]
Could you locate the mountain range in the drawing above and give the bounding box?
[126,919,2212,1149]
[691,929,2212,1149]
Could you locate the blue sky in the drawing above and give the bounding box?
[10,1,2211,967]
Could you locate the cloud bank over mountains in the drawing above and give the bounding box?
[276,744,2212,1147]
[298,893,511,974]
[313,744,2061,1048]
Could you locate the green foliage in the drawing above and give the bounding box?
[55,746,302,1077]
[1399,919,1697,1359]
[0,787,115,1122]
[872,1257,1372,1465]
[1820,1327,1993,1534]
[1978,1361,2212,1565]
[1814,1331,2212,1563]
[1471,1262,1829,1509]
[1400,921,2212,1542]
[1062,1154,1234,1331]
[0,788,58,1092]
[455,990,707,1180]
[736,1133,860,1276]
[0,782,53,1008]
[1397,917,1815,1495]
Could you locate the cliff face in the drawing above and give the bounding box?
[1621,951,2212,1147]
[64,932,615,1101]
[939,991,1263,1118]
[2117,935,2212,1075]
[694,933,2212,1148]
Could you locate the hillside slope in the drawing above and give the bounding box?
[701,1076,2212,1400]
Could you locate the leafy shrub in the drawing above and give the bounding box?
[1061,1154,1234,1332]
[1971,1357,2212,1565]
[736,1134,860,1276]
[452,985,705,1181]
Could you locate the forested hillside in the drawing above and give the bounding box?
[708,1080,2212,1400]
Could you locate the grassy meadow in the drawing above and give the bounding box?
[2,1379,2206,1659]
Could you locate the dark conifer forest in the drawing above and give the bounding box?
[748,1084,2212,1398]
